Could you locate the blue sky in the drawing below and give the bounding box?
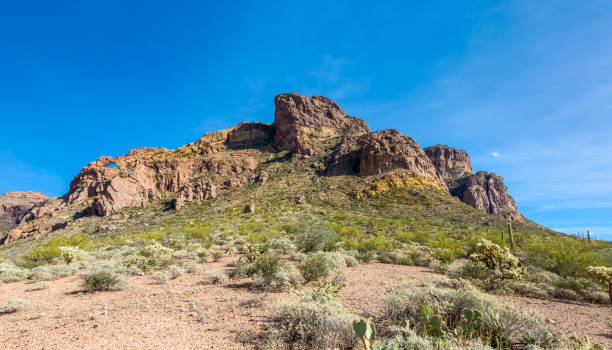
[1,1,611,238]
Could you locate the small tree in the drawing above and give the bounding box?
[587,265,612,309]
[469,238,523,280]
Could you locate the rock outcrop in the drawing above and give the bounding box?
[326,130,447,190]
[462,171,524,222]
[174,180,216,209]
[3,92,528,244]
[424,145,523,222]
[424,145,473,197]
[0,192,48,228]
[273,93,370,154]
[424,145,472,181]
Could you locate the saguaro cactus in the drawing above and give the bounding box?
[508,223,515,251]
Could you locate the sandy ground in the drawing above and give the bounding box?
[1,260,611,349]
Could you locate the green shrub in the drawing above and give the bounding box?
[30,281,49,291]
[247,254,303,291]
[82,271,127,292]
[296,219,336,253]
[300,253,333,282]
[60,246,85,264]
[182,261,197,273]
[431,248,455,263]
[139,243,174,269]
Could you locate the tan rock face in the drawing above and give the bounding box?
[462,171,524,222]
[326,129,448,190]
[0,192,48,230]
[174,180,216,210]
[424,145,473,181]
[359,130,445,188]
[273,93,369,154]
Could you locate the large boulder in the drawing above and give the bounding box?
[462,171,524,222]
[273,93,370,154]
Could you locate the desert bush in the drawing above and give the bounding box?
[205,271,229,284]
[121,254,149,273]
[267,236,297,255]
[30,281,49,291]
[248,254,303,291]
[196,248,209,262]
[168,265,184,279]
[211,250,224,262]
[382,277,554,348]
[30,266,54,281]
[431,248,455,263]
[60,246,85,264]
[82,271,127,292]
[139,243,174,269]
[239,296,264,308]
[271,301,359,349]
[182,261,196,273]
[295,219,336,253]
[0,262,30,283]
[153,271,169,284]
[469,239,523,280]
[300,253,333,282]
[0,298,29,314]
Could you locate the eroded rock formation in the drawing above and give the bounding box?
[424,145,524,222]
[0,192,48,228]
[3,92,527,244]
[174,180,216,210]
[462,171,524,222]
[273,93,369,154]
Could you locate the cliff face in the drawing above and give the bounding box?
[0,192,48,235]
[425,145,524,222]
[424,145,472,181]
[462,171,524,222]
[4,92,527,244]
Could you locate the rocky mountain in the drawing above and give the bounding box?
[0,192,48,234]
[3,93,526,244]
[425,145,524,222]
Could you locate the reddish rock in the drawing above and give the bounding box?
[273,93,369,154]
[462,171,524,222]
[0,192,48,235]
[424,145,473,181]
[358,130,447,189]
[174,180,216,210]
[227,122,274,149]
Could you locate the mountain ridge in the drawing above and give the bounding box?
[2,92,524,244]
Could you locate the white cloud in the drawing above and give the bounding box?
[491,152,499,157]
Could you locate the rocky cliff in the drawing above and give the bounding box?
[0,192,48,235]
[425,145,524,222]
[4,93,527,244]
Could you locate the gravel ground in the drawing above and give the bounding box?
[1,260,610,349]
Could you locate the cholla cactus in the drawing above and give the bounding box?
[469,238,523,280]
[60,246,85,264]
[587,265,612,309]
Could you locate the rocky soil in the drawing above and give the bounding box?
[1,260,609,349]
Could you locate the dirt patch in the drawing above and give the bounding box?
[1,261,610,349]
